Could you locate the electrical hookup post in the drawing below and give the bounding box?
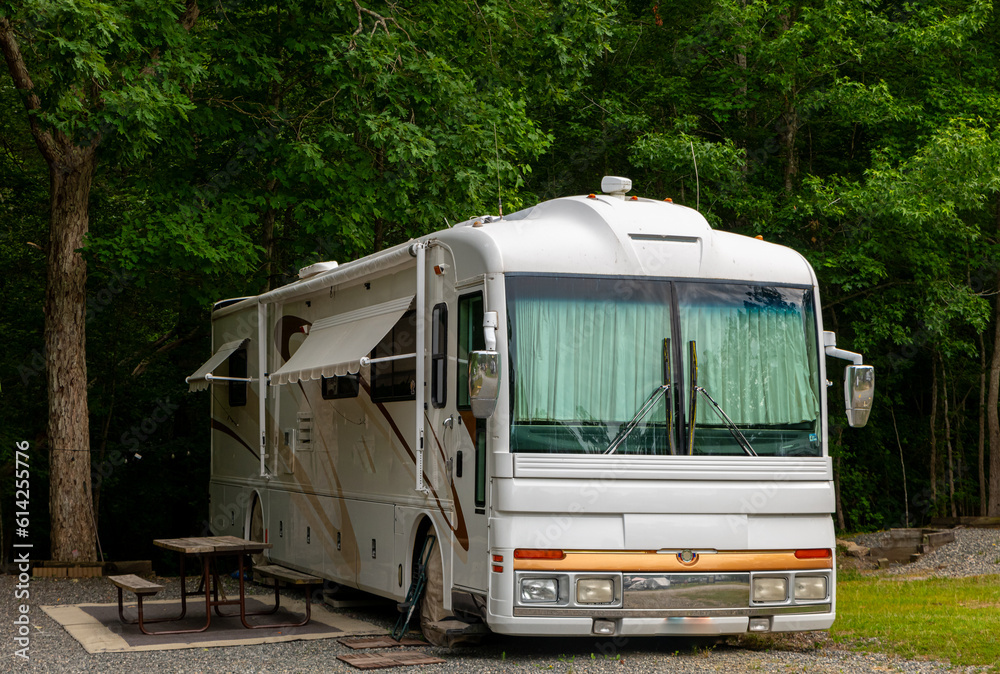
[11,440,32,662]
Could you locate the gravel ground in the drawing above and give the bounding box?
[2,565,994,674]
[848,527,1000,578]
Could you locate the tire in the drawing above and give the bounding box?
[418,529,449,646]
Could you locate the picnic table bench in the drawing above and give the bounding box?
[246,564,324,628]
[109,574,176,632]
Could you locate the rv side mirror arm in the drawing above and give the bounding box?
[823,331,875,428]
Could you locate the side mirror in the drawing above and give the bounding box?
[844,365,874,428]
[469,350,501,419]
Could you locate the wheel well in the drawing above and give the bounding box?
[244,491,263,539]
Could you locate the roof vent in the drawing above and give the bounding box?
[298,260,339,279]
[601,176,632,200]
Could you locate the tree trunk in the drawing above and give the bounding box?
[942,364,956,518]
[930,351,939,512]
[980,332,988,515]
[262,205,277,291]
[890,406,909,527]
[988,266,1000,516]
[46,145,99,562]
[781,106,799,195]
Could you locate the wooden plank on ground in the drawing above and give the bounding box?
[338,652,445,669]
[339,636,426,649]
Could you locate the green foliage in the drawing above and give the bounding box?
[833,575,1000,670]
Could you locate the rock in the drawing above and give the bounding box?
[836,539,870,558]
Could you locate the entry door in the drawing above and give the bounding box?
[450,290,488,592]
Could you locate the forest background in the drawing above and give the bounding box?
[2,0,1000,564]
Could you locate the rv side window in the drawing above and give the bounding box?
[371,310,418,403]
[431,303,447,408]
[457,292,485,410]
[228,347,248,407]
[322,374,359,400]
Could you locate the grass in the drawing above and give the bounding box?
[832,573,1000,670]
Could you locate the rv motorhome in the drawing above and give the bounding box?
[188,176,874,642]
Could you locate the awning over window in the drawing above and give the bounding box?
[270,295,414,386]
[186,338,250,392]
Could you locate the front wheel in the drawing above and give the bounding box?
[419,530,449,646]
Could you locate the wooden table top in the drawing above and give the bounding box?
[153,535,271,554]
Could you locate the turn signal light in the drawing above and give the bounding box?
[794,548,832,560]
[513,549,566,560]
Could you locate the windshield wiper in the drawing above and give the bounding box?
[604,384,671,455]
[686,340,757,457]
[693,386,757,457]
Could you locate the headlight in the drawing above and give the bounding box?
[752,577,787,602]
[577,578,615,604]
[520,577,558,602]
[794,576,828,600]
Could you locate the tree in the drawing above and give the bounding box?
[0,1,203,561]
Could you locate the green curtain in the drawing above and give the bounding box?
[680,300,819,426]
[512,297,672,423]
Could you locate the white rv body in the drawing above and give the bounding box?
[193,186,854,638]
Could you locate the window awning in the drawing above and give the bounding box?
[186,338,250,392]
[270,295,414,386]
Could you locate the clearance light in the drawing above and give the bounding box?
[794,548,832,560]
[794,576,828,600]
[630,196,639,201]
[755,235,764,240]
[514,549,566,560]
[492,554,503,563]
[492,564,503,573]
[664,197,673,203]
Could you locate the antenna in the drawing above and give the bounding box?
[690,140,700,211]
[493,122,503,218]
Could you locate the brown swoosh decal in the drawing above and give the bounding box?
[458,409,477,444]
[276,315,311,361]
[424,412,469,550]
[359,378,470,551]
[211,418,260,460]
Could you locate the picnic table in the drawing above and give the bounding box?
[139,535,271,634]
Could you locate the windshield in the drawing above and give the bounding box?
[678,283,821,456]
[506,275,821,456]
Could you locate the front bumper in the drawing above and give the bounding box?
[490,558,835,636]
